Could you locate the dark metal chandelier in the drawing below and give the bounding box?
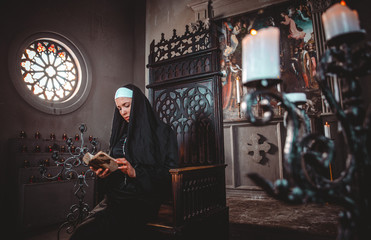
[241,3,370,240]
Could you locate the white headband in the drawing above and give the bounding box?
[115,87,133,99]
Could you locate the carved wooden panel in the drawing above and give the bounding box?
[146,18,228,238]
[147,19,223,168]
[153,81,217,167]
[151,53,213,83]
[148,20,212,64]
[181,167,226,222]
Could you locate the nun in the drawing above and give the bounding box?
[70,84,178,240]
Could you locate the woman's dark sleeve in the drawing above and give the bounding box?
[134,128,178,200]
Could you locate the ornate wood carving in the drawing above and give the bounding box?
[308,0,332,14]
[146,18,228,238]
[148,20,213,64]
[151,53,212,83]
[154,82,216,166]
[147,19,223,167]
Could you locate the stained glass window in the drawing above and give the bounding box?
[20,40,79,101]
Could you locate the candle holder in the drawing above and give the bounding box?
[19,131,26,139]
[34,145,41,153]
[39,123,99,239]
[35,131,41,139]
[243,78,282,89]
[23,159,30,168]
[242,19,370,240]
[21,145,27,152]
[50,133,56,140]
[327,30,366,47]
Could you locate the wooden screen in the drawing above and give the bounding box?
[147,20,224,168]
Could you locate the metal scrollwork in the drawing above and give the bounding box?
[244,31,371,239]
[39,124,98,239]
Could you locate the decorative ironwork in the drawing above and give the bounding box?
[242,30,371,239]
[39,124,98,239]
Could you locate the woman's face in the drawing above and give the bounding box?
[115,97,132,122]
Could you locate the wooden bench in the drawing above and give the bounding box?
[146,165,228,239]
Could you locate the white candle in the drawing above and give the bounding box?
[236,78,241,103]
[284,92,307,105]
[322,3,361,41]
[324,122,331,139]
[242,27,280,84]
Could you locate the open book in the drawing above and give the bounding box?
[83,151,118,172]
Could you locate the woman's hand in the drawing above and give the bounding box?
[116,158,136,178]
[90,167,110,178]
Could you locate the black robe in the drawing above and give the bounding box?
[70,84,178,240]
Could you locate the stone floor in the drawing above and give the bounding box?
[227,191,340,240]
[22,191,341,240]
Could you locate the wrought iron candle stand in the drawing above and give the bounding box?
[39,124,98,239]
[242,32,370,240]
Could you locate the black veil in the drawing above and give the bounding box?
[109,84,178,169]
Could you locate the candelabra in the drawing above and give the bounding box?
[39,124,98,239]
[242,20,371,240]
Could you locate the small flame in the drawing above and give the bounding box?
[340,0,346,6]
[250,29,257,36]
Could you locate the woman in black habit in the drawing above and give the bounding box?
[70,84,178,240]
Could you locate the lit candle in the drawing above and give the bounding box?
[236,77,241,103]
[324,122,331,139]
[242,27,280,84]
[284,92,307,105]
[322,3,360,41]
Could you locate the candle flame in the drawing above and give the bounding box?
[325,122,329,126]
[250,29,257,36]
[340,0,346,6]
